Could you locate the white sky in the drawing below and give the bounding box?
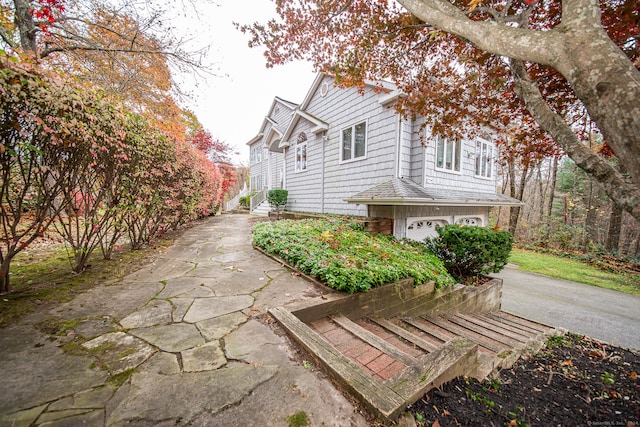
[173,0,316,165]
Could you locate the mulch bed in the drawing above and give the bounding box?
[410,334,639,426]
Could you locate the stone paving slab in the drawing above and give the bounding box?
[183,295,254,323]
[224,319,294,366]
[1,337,109,415]
[119,299,173,329]
[0,214,367,427]
[195,311,247,341]
[106,366,279,426]
[129,323,204,352]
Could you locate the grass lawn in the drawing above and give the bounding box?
[509,248,640,295]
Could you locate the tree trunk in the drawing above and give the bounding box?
[507,160,519,235]
[584,178,597,252]
[0,257,11,293]
[509,59,640,224]
[13,0,38,54]
[606,201,623,253]
[546,156,559,220]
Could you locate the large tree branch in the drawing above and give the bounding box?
[396,0,562,66]
[510,58,640,222]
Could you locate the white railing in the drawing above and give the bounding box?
[250,189,267,212]
[224,185,249,211]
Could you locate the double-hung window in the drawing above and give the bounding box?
[475,137,494,178]
[435,135,461,172]
[295,132,307,172]
[341,121,367,162]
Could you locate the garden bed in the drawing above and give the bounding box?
[252,218,455,293]
[410,333,639,426]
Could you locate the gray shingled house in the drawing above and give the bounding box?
[247,73,520,240]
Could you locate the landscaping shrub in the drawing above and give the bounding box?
[267,189,288,219]
[252,218,455,293]
[424,224,513,280]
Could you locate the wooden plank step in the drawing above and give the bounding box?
[446,314,526,346]
[331,315,418,366]
[455,313,532,342]
[472,313,540,338]
[487,312,552,333]
[387,337,478,403]
[481,313,544,335]
[422,316,507,353]
[270,307,406,420]
[370,318,440,353]
[402,317,452,344]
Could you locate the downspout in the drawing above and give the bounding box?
[396,115,402,178]
[283,147,287,189]
[321,132,327,214]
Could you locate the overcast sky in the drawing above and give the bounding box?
[173,0,316,164]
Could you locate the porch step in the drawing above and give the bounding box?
[397,312,562,379]
[251,200,271,217]
[270,307,562,421]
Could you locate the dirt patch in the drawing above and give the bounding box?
[409,334,639,426]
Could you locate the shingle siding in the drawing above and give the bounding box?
[249,73,510,239]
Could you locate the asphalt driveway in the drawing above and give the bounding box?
[493,267,640,350]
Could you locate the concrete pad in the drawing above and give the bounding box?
[190,366,369,427]
[156,277,215,298]
[181,341,226,372]
[223,319,293,366]
[196,312,248,341]
[137,352,181,375]
[50,282,163,320]
[119,299,172,329]
[0,341,108,414]
[183,296,254,323]
[106,367,278,425]
[0,404,47,427]
[48,386,115,411]
[82,332,156,375]
[129,323,204,352]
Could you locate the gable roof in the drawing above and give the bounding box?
[345,178,522,207]
[246,97,299,146]
[299,72,399,111]
[280,110,329,148]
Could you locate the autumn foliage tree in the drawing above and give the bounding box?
[240,0,640,224]
[0,54,223,292]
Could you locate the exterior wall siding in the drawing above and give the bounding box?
[301,75,397,216]
[421,125,497,194]
[283,121,324,213]
[369,205,490,240]
[251,74,506,239]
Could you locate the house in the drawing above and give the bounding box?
[247,73,520,240]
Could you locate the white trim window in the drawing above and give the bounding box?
[341,120,367,162]
[435,135,461,173]
[250,146,263,165]
[475,137,494,179]
[295,132,308,172]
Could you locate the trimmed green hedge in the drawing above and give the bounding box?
[252,218,455,293]
[424,224,513,280]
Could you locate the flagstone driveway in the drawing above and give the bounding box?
[0,213,368,427]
